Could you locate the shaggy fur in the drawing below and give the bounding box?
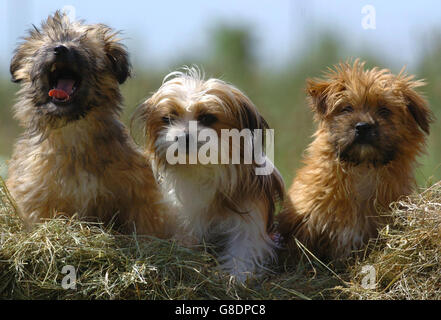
[133,67,285,281]
[277,60,433,260]
[7,12,168,236]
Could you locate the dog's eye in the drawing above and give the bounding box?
[341,106,354,114]
[198,113,218,126]
[378,107,391,118]
[162,116,172,124]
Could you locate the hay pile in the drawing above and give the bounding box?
[1,176,440,299]
[343,181,441,299]
[0,177,342,299]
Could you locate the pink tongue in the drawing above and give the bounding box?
[56,78,75,95]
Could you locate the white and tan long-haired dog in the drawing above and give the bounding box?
[133,68,285,281]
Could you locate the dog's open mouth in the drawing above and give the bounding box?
[48,63,81,104]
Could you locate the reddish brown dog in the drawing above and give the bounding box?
[278,60,433,260]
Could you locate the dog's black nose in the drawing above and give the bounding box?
[355,122,372,136]
[54,45,69,55]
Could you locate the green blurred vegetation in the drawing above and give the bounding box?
[0,25,440,187]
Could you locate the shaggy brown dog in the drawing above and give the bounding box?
[7,12,167,236]
[277,60,433,260]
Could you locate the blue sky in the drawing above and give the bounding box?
[1,0,441,74]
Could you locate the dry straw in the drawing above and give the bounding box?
[1,176,440,299]
[343,181,441,299]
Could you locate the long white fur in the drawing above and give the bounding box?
[148,68,277,281]
[156,162,276,282]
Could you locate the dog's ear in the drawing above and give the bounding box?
[10,50,25,83]
[105,40,131,84]
[306,79,332,116]
[241,100,269,132]
[401,83,433,135]
[233,89,269,131]
[139,98,155,120]
[130,97,154,135]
